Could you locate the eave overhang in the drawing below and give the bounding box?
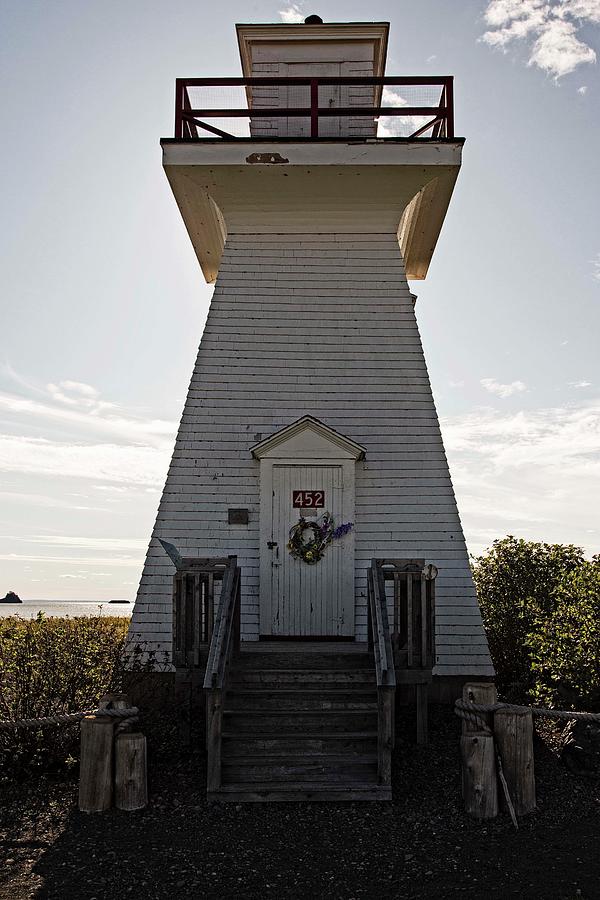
[161,138,463,283]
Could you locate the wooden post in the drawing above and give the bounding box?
[461,682,497,734]
[115,732,148,811]
[493,708,536,816]
[78,715,115,812]
[460,731,498,820]
[206,688,222,793]
[377,687,394,784]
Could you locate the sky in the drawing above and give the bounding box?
[1,0,599,600]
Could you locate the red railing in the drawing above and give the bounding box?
[173,76,454,140]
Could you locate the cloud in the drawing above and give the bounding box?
[481,0,599,77]
[578,84,588,92]
[529,17,596,75]
[377,87,433,138]
[592,253,600,280]
[7,534,147,551]
[570,380,592,387]
[278,3,304,23]
[46,379,112,413]
[0,435,170,486]
[0,367,177,452]
[480,377,527,398]
[441,400,600,555]
[0,552,140,567]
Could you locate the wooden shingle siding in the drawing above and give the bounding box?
[130,232,493,676]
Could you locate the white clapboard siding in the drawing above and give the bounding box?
[130,232,493,676]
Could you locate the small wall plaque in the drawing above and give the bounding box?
[228,508,249,525]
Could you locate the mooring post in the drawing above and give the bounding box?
[78,714,115,812]
[493,707,536,816]
[79,693,137,813]
[115,731,148,810]
[459,682,499,818]
[461,682,497,733]
[460,731,499,819]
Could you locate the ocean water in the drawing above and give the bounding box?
[0,600,132,618]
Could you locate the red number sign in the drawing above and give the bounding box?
[293,490,325,508]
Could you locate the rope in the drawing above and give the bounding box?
[454,699,600,731]
[0,706,139,732]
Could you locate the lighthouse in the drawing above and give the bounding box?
[130,18,493,801]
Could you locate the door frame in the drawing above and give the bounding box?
[259,458,356,637]
[251,416,366,639]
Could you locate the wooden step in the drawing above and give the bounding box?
[225,689,377,711]
[223,710,378,734]
[222,732,378,756]
[221,752,378,766]
[234,653,372,670]
[208,782,392,803]
[230,668,376,686]
[222,759,377,784]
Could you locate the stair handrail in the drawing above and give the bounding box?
[203,555,240,690]
[368,559,396,689]
[368,559,396,786]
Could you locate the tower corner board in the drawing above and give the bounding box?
[130,16,493,689]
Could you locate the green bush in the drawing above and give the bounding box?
[472,536,586,701]
[529,559,600,711]
[0,614,163,776]
[473,536,600,709]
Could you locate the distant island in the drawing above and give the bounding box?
[1,591,22,603]
[109,599,130,604]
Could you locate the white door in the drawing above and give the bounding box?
[263,464,354,637]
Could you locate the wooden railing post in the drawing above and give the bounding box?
[175,79,184,139]
[310,78,319,138]
[206,688,222,792]
[445,77,454,138]
[378,687,394,784]
[203,557,240,798]
[369,560,396,785]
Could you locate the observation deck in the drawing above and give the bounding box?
[161,73,463,284]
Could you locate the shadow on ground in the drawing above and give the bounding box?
[1,709,599,900]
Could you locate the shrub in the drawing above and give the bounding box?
[472,536,585,701]
[0,614,164,777]
[529,559,600,711]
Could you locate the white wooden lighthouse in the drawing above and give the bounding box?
[130,18,493,801]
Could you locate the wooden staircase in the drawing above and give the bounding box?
[215,645,387,802]
[170,555,436,802]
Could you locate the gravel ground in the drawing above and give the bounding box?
[1,708,599,900]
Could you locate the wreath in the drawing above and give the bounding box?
[287,512,353,565]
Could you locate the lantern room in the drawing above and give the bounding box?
[236,20,389,138]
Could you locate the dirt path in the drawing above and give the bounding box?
[1,710,598,899]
